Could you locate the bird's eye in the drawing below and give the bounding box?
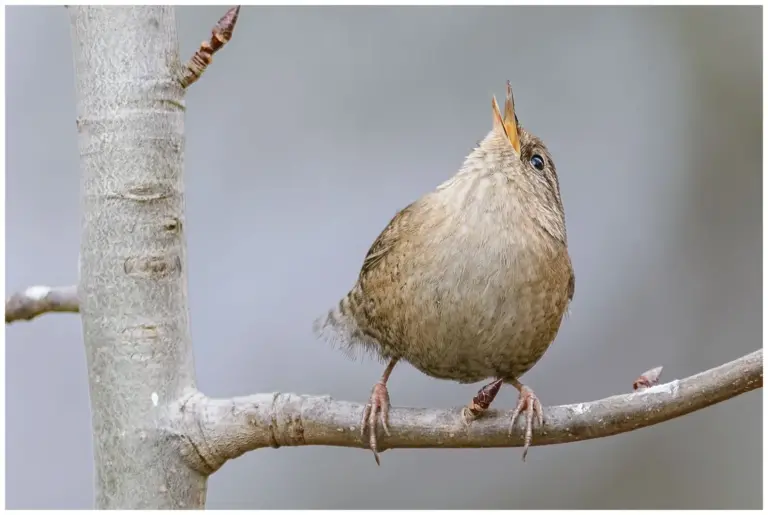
[530,154,545,171]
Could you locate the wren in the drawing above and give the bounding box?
[314,81,574,464]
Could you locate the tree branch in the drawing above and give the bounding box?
[70,6,204,508]
[5,285,79,323]
[172,349,762,474]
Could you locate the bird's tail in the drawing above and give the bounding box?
[312,287,382,362]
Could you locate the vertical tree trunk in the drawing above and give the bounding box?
[69,6,206,508]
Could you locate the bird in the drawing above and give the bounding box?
[313,81,574,465]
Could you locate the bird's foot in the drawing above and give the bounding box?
[462,378,504,426]
[508,384,544,462]
[361,381,391,465]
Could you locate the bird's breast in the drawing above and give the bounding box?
[393,179,572,382]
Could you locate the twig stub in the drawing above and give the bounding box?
[633,366,664,391]
[179,6,241,89]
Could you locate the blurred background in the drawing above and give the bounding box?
[5,5,762,509]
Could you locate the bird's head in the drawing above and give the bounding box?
[482,81,567,243]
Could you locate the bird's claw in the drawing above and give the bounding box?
[508,385,544,462]
[360,381,391,465]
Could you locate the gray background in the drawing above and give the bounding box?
[6,5,762,509]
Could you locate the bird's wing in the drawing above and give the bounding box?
[359,202,415,278]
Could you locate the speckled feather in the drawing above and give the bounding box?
[314,112,574,385]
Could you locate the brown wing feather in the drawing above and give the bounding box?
[359,202,414,278]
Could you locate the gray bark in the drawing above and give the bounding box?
[171,348,763,471]
[5,285,79,322]
[69,6,205,509]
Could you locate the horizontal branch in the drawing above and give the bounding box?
[6,285,79,323]
[172,348,762,474]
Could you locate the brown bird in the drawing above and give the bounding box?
[314,81,574,464]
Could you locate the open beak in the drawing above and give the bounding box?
[491,81,522,156]
[502,81,522,155]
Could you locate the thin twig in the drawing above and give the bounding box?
[6,285,79,323]
[179,6,240,89]
[172,349,763,474]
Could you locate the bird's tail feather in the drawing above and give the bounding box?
[313,288,383,363]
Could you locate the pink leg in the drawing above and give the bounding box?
[360,357,398,465]
[508,379,544,461]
